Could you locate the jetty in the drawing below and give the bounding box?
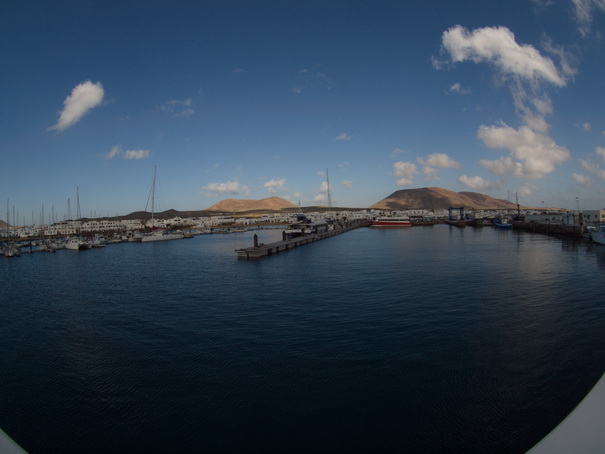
[236,221,364,260]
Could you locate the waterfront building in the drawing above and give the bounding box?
[582,210,605,225]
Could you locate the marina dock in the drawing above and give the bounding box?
[236,221,363,260]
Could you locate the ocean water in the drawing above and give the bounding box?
[1,225,604,453]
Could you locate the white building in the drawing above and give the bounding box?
[582,210,605,225]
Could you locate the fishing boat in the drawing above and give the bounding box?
[141,166,183,243]
[369,217,412,227]
[494,219,513,229]
[589,224,605,245]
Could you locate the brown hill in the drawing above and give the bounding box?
[206,197,296,212]
[371,187,518,210]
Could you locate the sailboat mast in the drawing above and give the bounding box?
[326,168,333,216]
[76,186,81,220]
[151,165,157,227]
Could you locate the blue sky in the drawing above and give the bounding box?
[2,0,605,222]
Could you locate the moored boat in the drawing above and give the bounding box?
[494,219,513,229]
[141,230,184,242]
[369,217,412,227]
[65,236,92,250]
[589,224,605,245]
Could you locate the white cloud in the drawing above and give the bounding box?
[264,178,286,194]
[518,182,538,196]
[106,145,122,160]
[291,86,303,94]
[335,132,351,141]
[123,149,150,160]
[48,81,104,132]
[105,145,150,160]
[422,166,439,182]
[418,153,461,169]
[341,180,353,189]
[313,180,333,202]
[391,148,408,158]
[596,147,605,161]
[203,180,250,196]
[439,25,567,86]
[437,25,576,183]
[571,0,605,37]
[315,72,333,89]
[572,173,593,185]
[159,98,194,117]
[458,175,499,190]
[477,123,570,178]
[448,82,471,95]
[393,161,418,186]
[580,159,605,179]
[582,122,592,131]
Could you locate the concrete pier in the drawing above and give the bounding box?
[236,222,363,260]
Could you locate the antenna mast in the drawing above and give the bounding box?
[326,168,333,216]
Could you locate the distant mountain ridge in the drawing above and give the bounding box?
[371,187,520,210]
[206,197,296,212]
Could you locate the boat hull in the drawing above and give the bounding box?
[141,233,184,242]
[370,220,411,227]
[590,230,605,245]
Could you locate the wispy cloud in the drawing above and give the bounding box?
[393,161,418,186]
[264,178,286,194]
[105,145,150,160]
[48,81,104,132]
[341,180,353,189]
[448,82,471,95]
[580,160,605,179]
[578,147,605,180]
[518,182,538,196]
[572,173,592,185]
[335,132,352,141]
[203,180,250,196]
[391,148,408,158]
[294,69,334,94]
[123,149,150,159]
[158,98,194,117]
[571,0,605,37]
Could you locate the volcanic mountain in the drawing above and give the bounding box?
[206,197,296,212]
[371,187,519,210]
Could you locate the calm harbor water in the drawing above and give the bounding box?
[1,225,604,453]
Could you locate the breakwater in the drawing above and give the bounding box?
[511,220,586,238]
[236,221,364,259]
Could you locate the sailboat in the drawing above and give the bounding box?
[3,199,20,257]
[141,166,183,242]
[65,187,92,250]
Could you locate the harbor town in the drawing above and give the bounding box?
[3,205,605,257]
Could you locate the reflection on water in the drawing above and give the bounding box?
[0,225,603,453]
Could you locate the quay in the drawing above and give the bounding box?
[236,221,364,260]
